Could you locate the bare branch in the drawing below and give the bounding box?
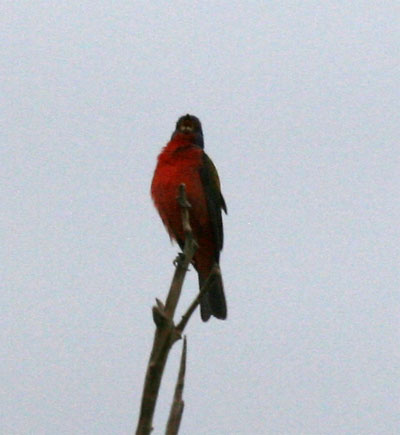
[135,184,197,435]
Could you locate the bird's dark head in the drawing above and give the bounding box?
[172,114,204,148]
[176,114,202,135]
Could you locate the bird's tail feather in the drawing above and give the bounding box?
[199,265,227,321]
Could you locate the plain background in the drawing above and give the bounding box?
[2,2,399,434]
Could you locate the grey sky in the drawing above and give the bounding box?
[2,2,399,434]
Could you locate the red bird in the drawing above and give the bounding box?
[151,114,227,321]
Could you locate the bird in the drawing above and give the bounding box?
[151,114,227,321]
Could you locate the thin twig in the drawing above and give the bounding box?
[176,264,220,333]
[165,337,187,435]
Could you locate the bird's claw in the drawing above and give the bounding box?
[173,253,185,267]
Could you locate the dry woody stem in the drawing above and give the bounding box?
[136,184,209,435]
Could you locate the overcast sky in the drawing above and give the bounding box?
[2,2,399,434]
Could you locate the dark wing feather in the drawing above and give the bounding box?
[199,153,227,259]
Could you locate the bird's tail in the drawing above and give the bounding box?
[198,264,227,321]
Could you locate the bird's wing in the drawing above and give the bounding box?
[199,153,227,255]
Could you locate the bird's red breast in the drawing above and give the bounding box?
[151,114,227,321]
[151,133,214,270]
